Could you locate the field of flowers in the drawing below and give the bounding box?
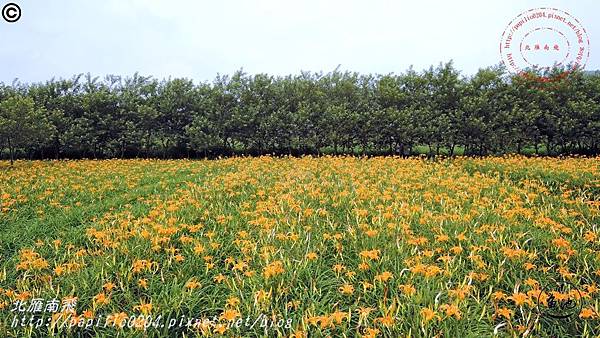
[0,156,598,337]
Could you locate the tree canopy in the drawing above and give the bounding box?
[1,63,598,161]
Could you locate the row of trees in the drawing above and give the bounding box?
[1,62,599,163]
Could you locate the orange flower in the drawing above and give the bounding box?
[448,285,470,300]
[361,328,380,338]
[420,307,438,323]
[494,307,512,320]
[138,278,148,289]
[583,231,597,243]
[185,279,201,290]
[103,282,116,292]
[332,264,345,273]
[579,307,597,319]
[93,292,109,305]
[440,304,461,319]
[330,311,348,324]
[399,284,416,296]
[356,307,373,319]
[509,292,532,307]
[226,297,240,307]
[339,284,354,295]
[375,271,393,282]
[375,314,395,326]
[220,309,240,321]
[133,301,153,314]
[359,249,380,261]
[263,261,285,278]
[305,252,318,261]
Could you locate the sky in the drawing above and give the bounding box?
[0,0,598,84]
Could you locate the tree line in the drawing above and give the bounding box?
[1,62,599,163]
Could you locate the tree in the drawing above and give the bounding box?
[185,113,220,157]
[0,64,598,160]
[0,95,53,164]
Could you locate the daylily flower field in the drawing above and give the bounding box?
[0,156,598,337]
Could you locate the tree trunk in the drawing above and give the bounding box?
[8,137,14,165]
[162,140,168,159]
[55,138,60,159]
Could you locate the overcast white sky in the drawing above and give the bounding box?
[0,0,598,83]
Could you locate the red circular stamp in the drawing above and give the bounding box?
[500,8,590,80]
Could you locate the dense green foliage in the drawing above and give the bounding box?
[1,63,599,161]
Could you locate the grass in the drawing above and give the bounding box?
[0,155,599,337]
